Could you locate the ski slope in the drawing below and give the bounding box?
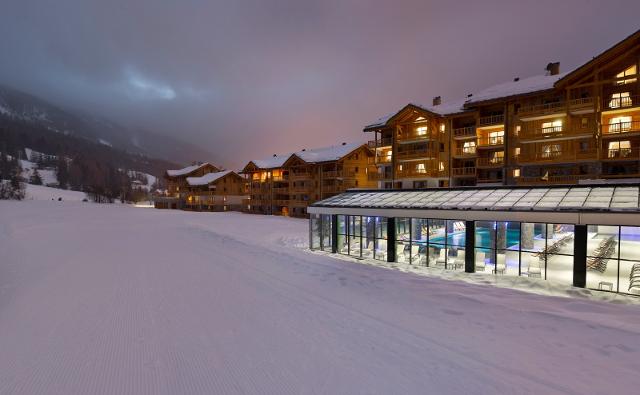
[0,201,639,394]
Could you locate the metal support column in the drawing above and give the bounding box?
[465,221,475,273]
[573,224,587,288]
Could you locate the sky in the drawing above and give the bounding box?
[1,0,640,168]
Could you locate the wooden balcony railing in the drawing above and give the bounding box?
[289,185,312,193]
[396,169,446,178]
[452,167,476,177]
[395,148,437,160]
[478,115,504,127]
[477,136,504,147]
[518,101,565,117]
[518,125,594,140]
[368,137,393,148]
[602,148,640,161]
[603,94,640,111]
[367,172,392,181]
[453,126,476,138]
[272,175,288,182]
[369,154,392,164]
[272,186,289,193]
[568,97,595,111]
[477,176,503,183]
[396,130,438,142]
[289,172,311,180]
[603,120,640,135]
[476,157,504,167]
[516,149,597,164]
[323,170,356,179]
[516,174,596,185]
[453,147,477,157]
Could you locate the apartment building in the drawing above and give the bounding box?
[365,29,640,188]
[242,142,377,217]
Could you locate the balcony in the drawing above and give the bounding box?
[602,120,640,136]
[395,148,437,161]
[477,136,504,147]
[518,101,565,118]
[568,97,595,113]
[516,174,596,185]
[602,148,640,161]
[452,167,476,177]
[396,130,438,143]
[453,147,477,158]
[603,94,640,111]
[323,170,356,179]
[272,186,289,193]
[516,149,597,164]
[518,125,594,142]
[476,157,504,168]
[368,172,392,181]
[272,175,288,182]
[289,172,311,180]
[368,154,392,164]
[289,185,312,193]
[453,126,476,139]
[368,137,393,148]
[478,115,504,127]
[396,169,446,179]
[477,176,503,183]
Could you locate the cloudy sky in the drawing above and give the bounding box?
[1,0,639,167]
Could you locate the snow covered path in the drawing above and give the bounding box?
[1,202,639,394]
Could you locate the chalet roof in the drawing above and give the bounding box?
[251,155,290,170]
[294,142,365,164]
[464,72,568,106]
[364,99,467,130]
[166,163,214,177]
[186,170,235,186]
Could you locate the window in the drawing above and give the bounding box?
[439,161,445,171]
[608,116,632,133]
[521,223,574,284]
[608,140,631,158]
[514,147,521,156]
[541,120,562,133]
[515,125,521,136]
[354,166,359,173]
[440,123,445,132]
[609,92,631,108]
[488,130,504,145]
[491,151,504,164]
[463,141,476,154]
[581,118,588,128]
[542,144,561,158]
[475,221,520,275]
[416,126,428,136]
[416,163,426,173]
[615,65,637,85]
[513,168,521,177]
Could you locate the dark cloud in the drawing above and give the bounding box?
[1,0,639,168]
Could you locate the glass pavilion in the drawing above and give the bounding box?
[308,184,640,296]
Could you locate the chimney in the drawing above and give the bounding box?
[273,154,277,157]
[513,77,520,82]
[342,142,346,145]
[302,148,306,151]
[432,96,442,106]
[546,62,560,76]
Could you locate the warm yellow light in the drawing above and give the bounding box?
[616,65,637,85]
[513,169,520,177]
[440,123,445,132]
[416,126,428,136]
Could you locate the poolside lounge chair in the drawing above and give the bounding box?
[494,254,506,274]
[526,256,542,278]
[475,252,486,271]
[453,250,465,270]
[396,244,406,262]
[436,248,448,266]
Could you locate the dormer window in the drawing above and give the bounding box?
[615,65,637,85]
[416,126,428,136]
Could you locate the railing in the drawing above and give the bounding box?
[477,176,503,183]
[603,120,640,135]
[452,167,476,177]
[478,115,504,127]
[453,126,476,138]
[516,149,597,163]
[395,148,437,160]
[289,172,311,180]
[396,130,438,142]
[518,125,595,140]
[453,147,477,157]
[273,199,290,206]
[367,172,391,181]
[568,97,594,111]
[518,101,565,117]
[289,185,312,193]
[369,154,392,164]
[603,94,639,111]
[516,174,595,185]
[476,157,504,167]
[323,170,356,178]
[477,136,504,146]
[272,175,288,182]
[602,148,640,161]
[368,137,393,147]
[396,169,446,178]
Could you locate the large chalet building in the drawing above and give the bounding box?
[242,142,377,217]
[365,29,640,188]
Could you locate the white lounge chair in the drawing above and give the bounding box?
[494,254,506,274]
[410,245,420,264]
[526,256,542,278]
[453,250,465,270]
[396,244,407,262]
[436,248,447,266]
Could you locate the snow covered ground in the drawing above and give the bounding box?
[0,201,639,394]
[24,184,87,201]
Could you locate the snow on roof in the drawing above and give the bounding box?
[166,163,211,177]
[186,170,234,186]
[364,99,467,130]
[466,72,568,105]
[294,142,365,164]
[251,155,290,169]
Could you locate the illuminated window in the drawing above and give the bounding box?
[415,116,426,121]
[491,151,504,164]
[513,168,520,177]
[542,144,561,158]
[488,130,504,145]
[416,163,426,173]
[463,141,476,154]
[615,65,637,85]
[385,150,392,161]
[439,161,445,171]
[440,123,445,132]
[609,116,632,133]
[416,126,428,136]
[581,117,589,128]
[515,125,521,136]
[608,140,631,158]
[398,164,403,171]
[541,120,562,133]
[609,92,631,108]
[514,147,521,156]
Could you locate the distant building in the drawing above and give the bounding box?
[365,29,640,188]
[242,142,377,217]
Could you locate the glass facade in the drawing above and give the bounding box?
[310,214,640,296]
[587,225,640,295]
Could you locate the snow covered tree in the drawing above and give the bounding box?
[30,168,43,185]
